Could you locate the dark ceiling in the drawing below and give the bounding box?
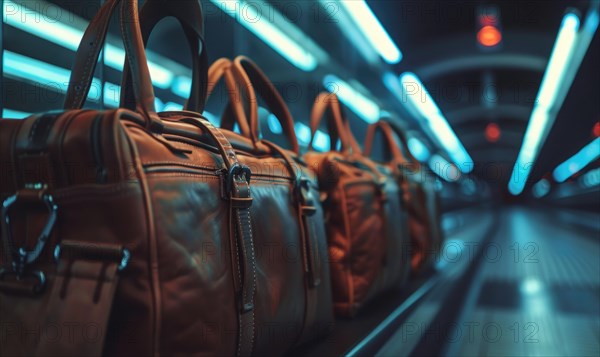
[4,0,600,199]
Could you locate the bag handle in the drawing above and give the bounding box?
[63,0,186,132]
[226,56,300,154]
[389,121,423,170]
[364,121,407,163]
[308,92,362,154]
[206,58,254,140]
[372,119,423,171]
[121,0,208,113]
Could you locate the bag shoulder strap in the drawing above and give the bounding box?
[36,240,129,357]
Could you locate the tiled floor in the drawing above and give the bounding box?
[452,207,600,357]
[378,207,600,357]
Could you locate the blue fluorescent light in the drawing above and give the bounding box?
[323,74,379,124]
[429,154,460,182]
[103,82,122,107]
[553,137,600,183]
[399,72,473,173]
[383,71,404,100]
[3,51,102,101]
[580,167,600,188]
[313,130,330,151]
[532,179,551,198]
[4,0,174,89]
[294,122,311,144]
[535,14,581,110]
[154,98,165,112]
[338,0,402,64]
[201,111,220,126]
[3,0,81,51]
[210,0,317,71]
[4,51,71,86]
[407,137,431,162]
[267,114,283,134]
[509,13,581,195]
[164,102,185,112]
[103,45,173,89]
[172,76,193,98]
[294,122,329,151]
[2,109,32,119]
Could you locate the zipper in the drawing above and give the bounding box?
[91,114,107,183]
[144,164,221,176]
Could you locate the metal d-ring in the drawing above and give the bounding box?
[1,189,58,279]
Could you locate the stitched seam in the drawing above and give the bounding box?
[232,180,244,357]
[243,181,256,352]
[234,178,256,355]
[73,18,104,108]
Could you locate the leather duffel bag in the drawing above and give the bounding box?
[0,0,327,355]
[364,120,444,274]
[303,93,411,317]
[204,56,335,350]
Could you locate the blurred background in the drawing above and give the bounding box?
[2,1,599,356]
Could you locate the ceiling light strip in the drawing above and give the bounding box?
[399,72,473,173]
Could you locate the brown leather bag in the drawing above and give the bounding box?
[205,56,335,349]
[303,93,411,317]
[364,120,444,274]
[0,1,327,356]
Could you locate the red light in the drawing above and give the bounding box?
[593,122,600,137]
[477,25,502,47]
[485,123,501,142]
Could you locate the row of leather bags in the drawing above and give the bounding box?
[0,0,443,356]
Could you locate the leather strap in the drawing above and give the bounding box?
[63,0,118,110]
[64,0,163,132]
[175,114,256,357]
[231,56,300,154]
[206,58,253,139]
[121,0,208,113]
[36,240,128,357]
[261,141,321,287]
[261,140,321,347]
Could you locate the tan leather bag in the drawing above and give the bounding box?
[303,93,411,317]
[206,56,335,349]
[0,1,327,355]
[364,120,444,274]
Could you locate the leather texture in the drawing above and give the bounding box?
[364,120,445,274]
[0,0,328,356]
[303,93,411,317]
[208,56,335,349]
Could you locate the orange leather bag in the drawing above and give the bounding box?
[0,1,329,355]
[364,120,444,274]
[303,93,411,317]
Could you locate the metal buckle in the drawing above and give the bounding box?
[1,188,57,279]
[296,178,317,217]
[226,163,252,194]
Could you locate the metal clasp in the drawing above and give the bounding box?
[296,178,317,216]
[0,186,57,294]
[226,163,252,194]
